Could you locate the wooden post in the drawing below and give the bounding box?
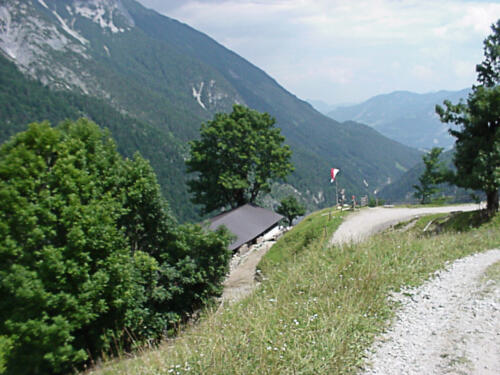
[335,178,338,209]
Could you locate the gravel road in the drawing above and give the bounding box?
[331,204,480,245]
[328,204,499,375]
[222,204,499,374]
[362,249,500,375]
[224,204,482,304]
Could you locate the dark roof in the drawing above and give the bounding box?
[208,204,283,251]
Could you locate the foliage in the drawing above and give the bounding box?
[0,120,231,374]
[89,208,500,375]
[186,105,293,214]
[476,20,500,87]
[0,336,11,375]
[436,21,500,215]
[368,196,385,207]
[413,147,447,204]
[2,0,424,221]
[276,195,306,226]
[0,53,196,222]
[378,148,480,204]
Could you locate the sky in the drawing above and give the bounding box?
[137,0,500,105]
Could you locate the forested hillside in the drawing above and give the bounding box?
[378,149,479,203]
[0,0,422,220]
[0,53,195,220]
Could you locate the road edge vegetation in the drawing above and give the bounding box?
[90,207,500,374]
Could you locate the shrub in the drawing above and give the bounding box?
[0,120,231,374]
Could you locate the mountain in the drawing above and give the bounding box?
[378,149,479,204]
[308,99,357,114]
[0,0,422,221]
[327,89,471,150]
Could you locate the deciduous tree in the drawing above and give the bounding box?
[186,105,293,214]
[276,195,306,226]
[0,119,231,374]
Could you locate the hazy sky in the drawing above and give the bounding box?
[137,0,500,105]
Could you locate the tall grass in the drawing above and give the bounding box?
[89,209,500,375]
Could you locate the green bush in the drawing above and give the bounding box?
[0,336,12,374]
[368,196,385,207]
[0,120,231,374]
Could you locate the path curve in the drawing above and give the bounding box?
[327,203,499,374]
[331,204,480,246]
[223,204,480,304]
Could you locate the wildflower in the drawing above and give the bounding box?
[309,313,318,321]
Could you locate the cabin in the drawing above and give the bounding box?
[208,203,284,251]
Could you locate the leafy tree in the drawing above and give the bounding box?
[436,20,500,216]
[0,120,139,374]
[0,119,231,374]
[277,196,306,226]
[413,147,447,204]
[476,20,500,87]
[186,105,293,214]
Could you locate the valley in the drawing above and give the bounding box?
[0,0,422,221]
[0,1,498,374]
[326,89,470,150]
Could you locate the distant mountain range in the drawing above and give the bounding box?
[308,99,356,114]
[0,0,422,221]
[327,89,471,150]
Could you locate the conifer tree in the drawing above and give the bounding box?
[436,20,500,216]
[413,147,447,204]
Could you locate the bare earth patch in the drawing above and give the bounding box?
[221,240,275,302]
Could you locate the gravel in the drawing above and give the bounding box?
[329,205,498,374]
[331,205,479,246]
[361,249,500,375]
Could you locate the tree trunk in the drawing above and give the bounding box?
[486,189,499,216]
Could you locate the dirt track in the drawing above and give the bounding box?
[221,240,275,303]
[330,204,480,245]
[362,249,500,375]
[221,204,499,373]
[333,204,500,375]
[223,204,482,304]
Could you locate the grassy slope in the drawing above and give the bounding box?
[90,208,500,375]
